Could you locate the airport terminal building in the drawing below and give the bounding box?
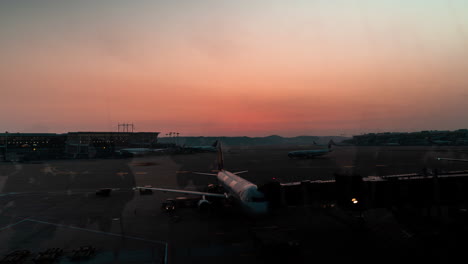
[65,132,159,158]
[0,131,160,161]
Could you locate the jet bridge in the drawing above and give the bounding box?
[259,170,468,214]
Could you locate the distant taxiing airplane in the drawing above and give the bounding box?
[427,137,452,146]
[182,142,217,153]
[117,148,166,156]
[437,158,468,162]
[136,141,269,215]
[287,140,335,159]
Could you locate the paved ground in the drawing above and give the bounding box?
[1,146,468,263]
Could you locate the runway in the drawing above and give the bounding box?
[1,146,468,263]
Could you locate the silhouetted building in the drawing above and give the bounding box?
[0,133,66,161]
[347,129,468,146]
[0,131,160,160]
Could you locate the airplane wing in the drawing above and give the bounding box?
[437,158,468,162]
[192,172,218,176]
[233,170,248,175]
[135,186,226,198]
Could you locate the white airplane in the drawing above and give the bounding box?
[182,142,217,153]
[437,158,468,162]
[117,148,166,156]
[427,137,452,146]
[135,141,269,215]
[287,140,335,159]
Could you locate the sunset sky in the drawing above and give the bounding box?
[1,0,467,136]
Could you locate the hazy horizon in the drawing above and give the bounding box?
[2,128,467,138]
[1,1,467,136]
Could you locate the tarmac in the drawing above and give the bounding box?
[1,145,468,263]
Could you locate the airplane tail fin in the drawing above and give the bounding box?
[328,139,334,150]
[215,140,224,170]
[426,137,436,145]
[428,136,436,142]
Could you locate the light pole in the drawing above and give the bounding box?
[4,131,8,161]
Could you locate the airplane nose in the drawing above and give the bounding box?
[259,206,269,214]
[250,202,269,215]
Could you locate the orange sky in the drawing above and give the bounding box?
[1,1,467,136]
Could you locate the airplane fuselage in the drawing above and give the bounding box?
[118,148,165,156]
[432,140,452,145]
[216,170,269,214]
[288,149,331,158]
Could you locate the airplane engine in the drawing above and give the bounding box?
[197,199,211,211]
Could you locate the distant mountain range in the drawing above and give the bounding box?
[158,135,350,146]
